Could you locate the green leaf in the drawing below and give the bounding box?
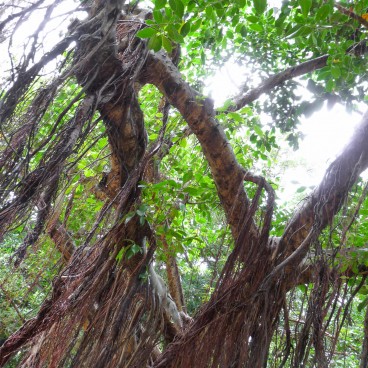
[166,24,184,43]
[232,14,240,27]
[124,212,135,224]
[226,29,234,39]
[316,4,331,21]
[201,49,205,64]
[165,7,172,18]
[286,25,311,39]
[205,7,215,21]
[169,0,185,18]
[299,0,312,17]
[84,168,94,178]
[148,35,162,52]
[236,0,247,7]
[215,6,225,17]
[155,0,167,9]
[331,66,341,79]
[162,36,173,52]
[190,19,202,33]
[126,243,142,259]
[149,133,158,140]
[253,124,264,137]
[184,186,203,196]
[285,24,302,37]
[180,21,191,37]
[180,137,187,147]
[240,25,247,37]
[136,204,148,216]
[116,248,126,263]
[187,0,196,12]
[247,15,259,23]
[136,27,157,39]
[359,286,368,295]
[183,171,193,183]
[130,243,141,254]
[253,0,267,14]
[97,137,108,149]
[325,78,335,92]
[296,186,307,193]
[153,9,163,23]
[249,23,263,32]
[358,297,368,312]
[228,112,243,122]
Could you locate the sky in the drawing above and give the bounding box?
[0,0,81,85]
[280,104,362,202]
[204,62,365,204]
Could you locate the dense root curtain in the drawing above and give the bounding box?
[1,1,368,367]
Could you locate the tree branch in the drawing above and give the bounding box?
[229,55,328,111]
[0,0,46,33]
[229,40,367,111]
[278,111,368,260]
[0,35,75,124]
[141,51,250,238]
[335,3,368,29]
[47,221,76,263]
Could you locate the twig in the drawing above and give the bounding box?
[335,3,368,29]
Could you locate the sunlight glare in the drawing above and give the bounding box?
[205,63,365,204]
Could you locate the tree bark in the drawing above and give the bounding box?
[2,2,368,367]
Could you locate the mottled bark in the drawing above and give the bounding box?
[47,221,76,263]
[2,2,368,367]
[162,237,186,312]
[280,112,368,260]
[142,51,250,239]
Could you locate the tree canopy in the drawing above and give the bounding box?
[1,0,368,367]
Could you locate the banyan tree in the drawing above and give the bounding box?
[1,0,368,367]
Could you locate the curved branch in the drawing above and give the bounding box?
[335,3,368,29]
[229,40,367,111]
[141,51,250,238]
[230,55,328,111]
[278,111,368,259]
[0,0,46,33]
[0,96,95,237]
[0,35,75,124]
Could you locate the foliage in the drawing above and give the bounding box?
[1,0,368,367]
